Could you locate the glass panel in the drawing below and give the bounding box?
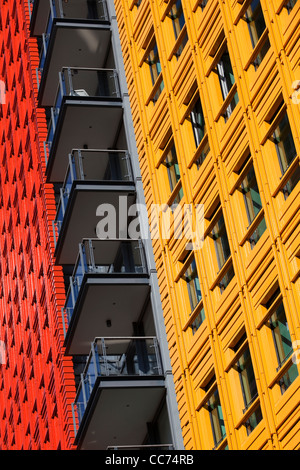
[63,68,119,98]
[183,258,202,312]
[217,51,235,100]
[241,164,262,223]
[270,301,293,365]
[245,0,267,48]
[282,163,300,199]
[190,98,206,148]
[207,388,226,447]
[237,347,258,408]
[169,0,185,39]
[190,307,205,335]
[211,213,231,269]
[95,337,161,376]
[219,263,234,293]
[200,0,209,11]
[147,43,162,86]
[274,113,297,174]
[252,37,270,70]
[286,0,297,13]
[53,0,108,20]
[78,239,146,275]
[279,363,299,394]
[174,32,188,59]
[195,138,210,168]
[72,150,133,182]
[164,143,181,192]
[245,405,262,435]
[248,217,267,249]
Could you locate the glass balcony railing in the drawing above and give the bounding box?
[44,67,121,159]
[61,239,148,336]
[38,33,50,78]
[71,336,163,435]
[49,0,109,23]
[52,149,133,242]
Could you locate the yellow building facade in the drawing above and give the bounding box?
[114,0,300,450]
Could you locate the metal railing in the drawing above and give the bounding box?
[49,0,109,23]
[61,239,148,336]
[52,149,133,243]
[71,336,163,434]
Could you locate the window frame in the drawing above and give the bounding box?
[258,289,299,396]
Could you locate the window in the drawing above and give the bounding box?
[163,142,183,203]
[211,212,231,269]
[239,163,267,247]
[146,40,164,102]
[170,0,185,39]
[237,347,258,411]
[272,111,299,198]
[190,97,206,148]
[210,210,235,292]
[269,301,298,394]
[199,0,209,10]
[236,346,263,435]
[245,0,270,70]
[189,307,205,335]
[169,0,188,58]
[206,387,226,448]
[187,94,210,168]
[216,49,239,120]
[240,164,262,223]
[147,42,162,86]
[182,256,202,313]
[285,0,298,13]
[274,112,297,174]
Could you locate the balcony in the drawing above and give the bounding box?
[71,337,165,450]
[30,0,109,36]
[44,67,123,182]
[62,239,150,355]
[53,149,135,265]
[34,0,111,107]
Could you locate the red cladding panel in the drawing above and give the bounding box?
[0,0,76,449]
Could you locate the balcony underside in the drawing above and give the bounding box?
[30,0,51,36]
[54,183,136,265]
[75,379,166,450]
[38,23,111,107]
[65,276,150,355]
[46,100,123,182]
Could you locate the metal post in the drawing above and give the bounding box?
[77,149,85,181]
[100,338,109,376]
[88,239,96,272]
[52,220,57,248]
[71,402,78,436]
[153,337,163,375]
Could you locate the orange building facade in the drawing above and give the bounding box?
[114,0,300,450]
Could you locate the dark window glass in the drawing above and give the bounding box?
[236,346,258,409]
[273,112,297,174]
[183,258,202,312]
[190,98,206,148]
[211,213,231,269]
[206,388,226,447]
